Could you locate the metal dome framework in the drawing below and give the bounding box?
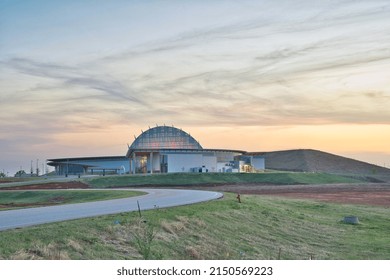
[129,126,202,150]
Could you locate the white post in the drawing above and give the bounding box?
[132,152,136,174]
[150,152,153,174]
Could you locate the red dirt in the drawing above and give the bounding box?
[193,183,390,207]
[267,191,390,206]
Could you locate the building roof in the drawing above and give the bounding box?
[47,156,126,162]
[47,156,127,166]
[129,125,202,151]
[127,148,246,154]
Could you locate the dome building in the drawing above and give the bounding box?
[126,125,245,174]
[129,125,203,150]
[48,125,265,175]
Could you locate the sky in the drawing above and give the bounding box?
[1,0,390,175]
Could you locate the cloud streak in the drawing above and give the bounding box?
[2,58,144,104]
[3,0,390,129]
[1,0,390,173]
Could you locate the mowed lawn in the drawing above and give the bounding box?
[85,172,363,188]
[0,190,145,210]
[0,193,388,260]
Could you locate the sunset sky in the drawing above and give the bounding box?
[1,0,390,175]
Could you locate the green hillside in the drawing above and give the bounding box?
[86,172,362,188]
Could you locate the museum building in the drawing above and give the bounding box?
[47,125,265,175]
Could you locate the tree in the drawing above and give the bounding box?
[14,170,26,177]
[0,172,5,178]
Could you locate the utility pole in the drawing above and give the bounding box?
[36,159,39,176]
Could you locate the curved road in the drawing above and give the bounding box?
[0,189,223,231]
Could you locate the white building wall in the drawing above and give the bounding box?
[167,153,203,173]
[166,153,219,173]
[202,155,217,172]
[252,156,265,171]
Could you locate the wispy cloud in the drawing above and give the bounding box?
[3,0,390,128]
[72,0,390,128]
[1,0,390,174]
[2,58,144,103]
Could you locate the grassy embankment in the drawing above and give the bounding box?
[0,190,145,210]
[1,172,385,260]
[85,172,363,188]
[1,194,388,259]
[0,177,43,184]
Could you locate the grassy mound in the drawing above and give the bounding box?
[264,149,390,180]
[86,172,362,188]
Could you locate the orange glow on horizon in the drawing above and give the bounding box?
[46,123,390,167]
[190,124,390,154]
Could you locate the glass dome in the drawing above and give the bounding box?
[129,126,203,150]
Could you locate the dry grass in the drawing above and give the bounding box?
[10,242,70,260]
[1,193,389,259]
[185,246,202,259]
[67,239,83,253]
[100,224,142,258]
[161,217,189,235]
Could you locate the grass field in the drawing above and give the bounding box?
[0,190,144,210]
[0,193,388,260]
[0,177,43,184]
[85,172,362,188]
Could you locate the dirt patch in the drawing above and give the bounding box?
[189,183,390,207]
[0,181,90,190]
[266,191,390,206]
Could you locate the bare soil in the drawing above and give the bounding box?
[192,183,390,207]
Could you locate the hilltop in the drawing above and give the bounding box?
[262,149,390,182]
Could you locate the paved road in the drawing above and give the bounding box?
[0,189,223,231]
